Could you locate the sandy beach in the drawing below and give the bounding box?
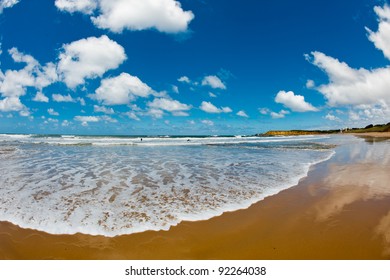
[1,134,390,260]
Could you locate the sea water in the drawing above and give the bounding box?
[0,134,337,237]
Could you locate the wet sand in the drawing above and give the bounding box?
[1,135,390,260]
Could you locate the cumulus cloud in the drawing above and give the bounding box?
[0,0,20,13]
[62,120,71,127]
[47,108,59,116]
[74,115,100,126]
[303,5,390,123]
[178,76,191,83]
[92,73,153,105]
[94,0,194,33]
[124,111,140,121]
[199,101,231,114]
[308,50,390,106]
[201,120,214,126]
[55,0,97,14]
[201,75,226,89]
[56,0,194,34]
[57,35,126,88]
[366,5,390,60]
[33,92,49,103]
[172,85,179,94]
[52,93,74,102]
[275,90,318,112]
[270,110,290,119]
[259,108,271,115]
[148,97,191,117]
[101,115,117,123]
[147,108,165,119]
[0,48,57,115]
[306,79,315,89]
[0,48,57,99]
[0,68,35,97]
[325,113,340,121]
[260,107,289,119]
[237,110,249,118]
[93,105,114,114]
[0,96,25,112]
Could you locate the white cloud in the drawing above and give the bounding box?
[57,0,194,34]
[33,92,49,103]
[19,110,31,117]
[275,90,318,112]
[209,92,217,98]
[78,97,86,106]
[101,115,117,123]
[307,51,390,107]
[221,107,232,113]
[270,110,290,119]
[237,110,249,118]
[74,115,100,126]
[8,47,38,68]
[124,111,140,121]
[349,110,361,121]
[0,97,25,112]
[0,48,57,108]
[172,85,179,94]
[91,0,194,33]
[201,120,214,126]
[55,0,97,14]
[148,97,191,116]
[178,76,190,83]
[62,120,71,127]
[306,79,315,89]
[303,5,390,124]
[93,73,153,105]
[0,0,20,13]
[93,105,114,114]
[0,68,35,97]
[147,108,164,119]
[325,113,340,121]
[201,75,226,89]
[259,108,271,115]
[52,93,74,102]
[199,101,231,114]
[58,35,126,88]
[47,108,59,116]
[366,5,390,60]
[35,63,58,90]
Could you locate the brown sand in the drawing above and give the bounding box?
[353,132,390,138]
[1,135,390,260]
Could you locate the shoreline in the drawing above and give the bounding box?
[1,134,390,259]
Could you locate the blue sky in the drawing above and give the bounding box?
[1,0,390,135]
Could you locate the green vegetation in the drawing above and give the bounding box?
[344,123,390,133]
[261,122,390,136]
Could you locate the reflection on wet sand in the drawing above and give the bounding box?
[312,136,390,255]
[315,164,390,221]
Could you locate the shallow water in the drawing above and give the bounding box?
[0,134,337,236]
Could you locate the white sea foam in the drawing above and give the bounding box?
[0,134,336,236]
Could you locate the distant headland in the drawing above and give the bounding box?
[260,122,390,136]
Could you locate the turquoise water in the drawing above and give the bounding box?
[0,134,336,236]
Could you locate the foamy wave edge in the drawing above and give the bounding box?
[0,151,335,237]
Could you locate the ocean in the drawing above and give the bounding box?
[0,134,338,237]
